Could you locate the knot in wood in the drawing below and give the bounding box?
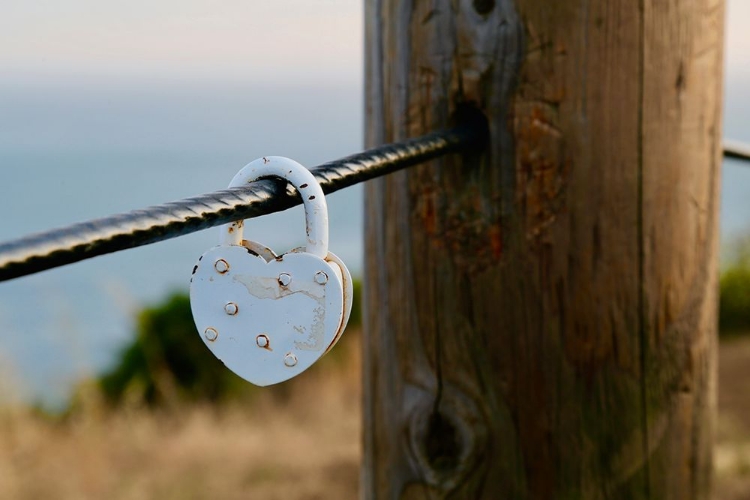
[407,386,488,492]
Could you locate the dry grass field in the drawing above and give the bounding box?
[716,336,750,500]
[0,333,747,499]
[0,334,363,500]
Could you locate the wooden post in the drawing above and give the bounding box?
[363,0,724,498]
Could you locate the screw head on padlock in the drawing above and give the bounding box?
[189,156,352,386]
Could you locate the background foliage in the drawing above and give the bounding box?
[720,240,750,335]
[97,280,362,406]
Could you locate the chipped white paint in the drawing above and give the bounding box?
[189,157,352,386]
[233,272,327,351]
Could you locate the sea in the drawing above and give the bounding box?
[0,74,748,409]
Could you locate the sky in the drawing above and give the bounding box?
[726,0,750,79]
[0,1,363,86]
[0,1,745,84]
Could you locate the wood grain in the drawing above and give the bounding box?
[363,0,724,498]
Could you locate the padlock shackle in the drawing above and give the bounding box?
[220,157,329,259]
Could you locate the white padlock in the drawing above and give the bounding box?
[189,156,352,386]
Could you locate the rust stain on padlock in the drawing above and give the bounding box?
[256,334,272,351]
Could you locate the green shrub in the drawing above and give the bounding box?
[98,279,362,407]
[720,264,750,335]
[99,293,251,406]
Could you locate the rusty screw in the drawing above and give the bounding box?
[314,271,328,285]
[283,353,298,367]
[256,334,269,348]
[214,259,229,274]
[224,302,238,315]
[204,327,218,342]
[278,273,292,287]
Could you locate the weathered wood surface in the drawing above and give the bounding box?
[363,0,724,498]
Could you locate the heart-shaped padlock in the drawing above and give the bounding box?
[189,156,352,386]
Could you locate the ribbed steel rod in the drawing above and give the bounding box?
[0,125,483,282]
[0,128,745,283]
[725,140,750,162]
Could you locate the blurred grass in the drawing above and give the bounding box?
[1,261,750,498]
[0,324,362,499]
[716,336,750,500]
[714,238,750,498]
[0,362,361,499]
[0,280,364,499]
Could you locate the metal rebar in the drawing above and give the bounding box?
[0,125,482,282]
[0,128,746,283]
[725,140,750,163]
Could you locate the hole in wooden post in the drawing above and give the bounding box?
[451,103,490,149]
[425,411,461,472]
[451,103,490,172]
[473,0,495,15]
